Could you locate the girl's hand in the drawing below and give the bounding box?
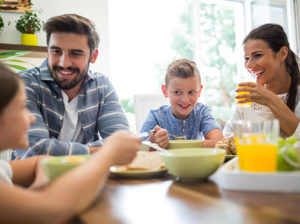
[30,156,50,190]
[103,131,141,166]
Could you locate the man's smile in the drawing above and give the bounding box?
[58,70,76,79]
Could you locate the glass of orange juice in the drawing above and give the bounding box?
[236,83,254,107]
[232,119,279,172]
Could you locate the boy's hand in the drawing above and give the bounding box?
[148,125,169,149]
[202,129,223,148]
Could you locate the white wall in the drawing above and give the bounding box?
[0,0,110,76]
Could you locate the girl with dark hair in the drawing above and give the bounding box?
[224,23,300,137]
[0,63,140,223]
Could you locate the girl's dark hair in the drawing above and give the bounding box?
[243,23,300,111]
[0,63,22,115]
[165,58,201,87]
[43,14,100,54]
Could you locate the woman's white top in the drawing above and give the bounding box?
[223,87,300,137]
[0,160,13,186]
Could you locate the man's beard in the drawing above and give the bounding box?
[50,65,88,90]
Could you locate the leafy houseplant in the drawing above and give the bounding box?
[0,51,32,71]
[16,9,42,34]
[15,5,43,46]
[0,15,4,33]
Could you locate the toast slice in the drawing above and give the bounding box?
[126,151,165,170]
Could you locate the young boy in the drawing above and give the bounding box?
[140,58,223,148]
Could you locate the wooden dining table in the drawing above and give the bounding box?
[78,169,300,224]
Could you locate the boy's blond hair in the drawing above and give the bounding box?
[165,58,201,87]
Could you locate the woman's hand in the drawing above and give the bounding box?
[235,82,277,106]
[235,81,300,136]
[148,125,169,149]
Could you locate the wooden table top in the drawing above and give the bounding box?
[79,172,300,224]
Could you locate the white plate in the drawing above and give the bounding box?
[110,166,167,178]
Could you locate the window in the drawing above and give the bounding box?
[247,0,296,51]
[108,0,297,130]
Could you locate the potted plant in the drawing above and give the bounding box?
[0,15,4,33]
[15,4,43,46]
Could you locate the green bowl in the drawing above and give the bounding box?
[161,148,225,182]
[167,140,203,149]
[42,155,90,181]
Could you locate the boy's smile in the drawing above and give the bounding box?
[162,76,202,120]
[179,104,191,109]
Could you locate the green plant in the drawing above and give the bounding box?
[120,98,134,113]
[0,15,4,32]
[15,4,43,34]
[0,51,32,70]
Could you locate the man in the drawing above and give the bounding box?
[14,14,129,159]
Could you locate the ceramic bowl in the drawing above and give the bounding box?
[167,140,203,149]
[160,148,225,182]
[42,155,90,181]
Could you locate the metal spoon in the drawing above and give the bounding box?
[138,130,186,140]
[142,141,172,155]
[168,133,187,140]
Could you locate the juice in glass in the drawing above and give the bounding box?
[234,136,244,170]
[238,143,277,172]
[236,84,253,107]
[233,120,279,172]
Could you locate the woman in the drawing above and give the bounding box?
[224,23,300,137]
[0,62,141,223]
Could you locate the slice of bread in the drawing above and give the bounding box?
[126,151,165,170]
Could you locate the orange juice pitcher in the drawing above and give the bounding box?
[232,120,279,172]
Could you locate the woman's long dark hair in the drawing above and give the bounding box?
[0,63,22,115]
[243,23,300,111]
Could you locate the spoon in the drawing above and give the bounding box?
[168,133,187,140]
[142,141,172,155]
[138,130,186,140]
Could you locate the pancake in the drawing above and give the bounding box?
[126,151,165,170]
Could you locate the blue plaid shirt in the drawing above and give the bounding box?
[140,103,220,140]
[15,59,129,158]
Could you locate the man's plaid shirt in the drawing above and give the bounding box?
[15,59,129,158]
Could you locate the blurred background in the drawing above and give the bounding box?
[0,0,298,131]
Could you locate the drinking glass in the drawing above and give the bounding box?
[232,119,279,172]
[236,84,251,107]
[236,81,256,107]
[236,73,255,107]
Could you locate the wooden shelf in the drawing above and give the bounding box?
[0,43,47,52]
